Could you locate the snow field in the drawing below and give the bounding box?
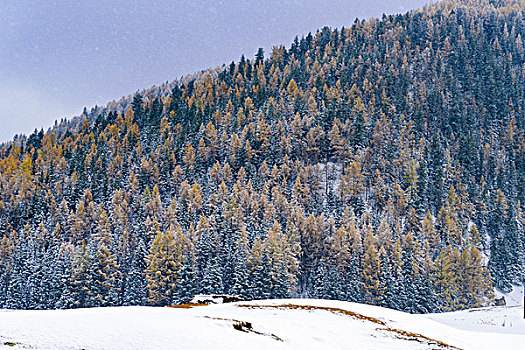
[0,299,523,349]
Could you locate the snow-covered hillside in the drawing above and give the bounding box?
[495,284,524,307]
[423,285,525,336]
[0,299,523,350]
[427,305,525,335]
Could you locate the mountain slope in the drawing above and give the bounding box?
[1,0,525,312]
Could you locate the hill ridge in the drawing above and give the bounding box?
[0,0,523,312]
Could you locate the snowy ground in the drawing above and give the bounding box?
[0,299,523,349]
[427,305,525,335]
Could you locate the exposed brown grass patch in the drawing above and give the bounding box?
[166,303,208,309]
[380,327,461,349]
[237,304,461,349]
[237,304,386,325]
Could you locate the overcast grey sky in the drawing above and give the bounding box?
[0,0,429,142]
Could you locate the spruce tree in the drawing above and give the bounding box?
[176,255,198,303]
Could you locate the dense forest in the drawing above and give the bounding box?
[1,0,524,313]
